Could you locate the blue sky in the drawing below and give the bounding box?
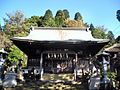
[0,0,120,37]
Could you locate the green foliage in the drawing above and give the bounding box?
[107,31,115,45]
[108,71,117,82]
[0,31,11,49]
[42,18,56,27]
[3,10,28,67]
[64,18,85,27]
[116,10,120,22]
[24,16,40,27]
[116,36,120,43]
[55,10,65,27]
[8,45,27,67]
[107,31,115,40]
[42,9,56,27]
[63,9,70,19]
[89,23,95,31]
[74,12,82,21]
[73,12,85,27]
[43,9,53,19]
[92,26,107,39]
[4,10,29,38]
[64,19,76,27]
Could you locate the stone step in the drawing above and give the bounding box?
[43,73,75,81]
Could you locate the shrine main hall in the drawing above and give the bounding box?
[11,27,109,80]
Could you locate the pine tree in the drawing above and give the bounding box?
[74,12,82,21]
[55,10,65,27]
[63,9,70,19]
[89,23,95,31]
[42,9,56,27]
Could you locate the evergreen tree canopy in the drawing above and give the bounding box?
[116,36,120,43]
[107,31,115,45]
[117,10,120,22]
[43,9,53,19]
[55,10,65,27]
[63,9,70,19]
[107,31,115,40]
[84,23,89,28]
[42,9,56,27]
[24,16,40,27]
[92,26,107,39]
[74,12,82,21]
[89,23,95,31]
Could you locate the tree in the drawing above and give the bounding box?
[64,19,77,27]
[43,9,53,19]
[42,9,56,27]
[74,12,82,21]
[63,9,70,19]
[3,10,28,66]
[0,23,2,31]
[116,36,120,43]
[24,16,40,27]
[84,23,89,28]
[116,10,120,22]
[4,10,28,38]
[89,23,95,31]
[8,45,27,67]
[92,26,107,39]
[55,10,65,27]
[73,12,85,27]
[4,10,24,26]
[64,19,85,28]
[0,31,11,49]
[107,31,115,44]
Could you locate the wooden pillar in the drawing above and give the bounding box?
[40,53,43,80]
[89,54,92,76]
[74,53,78,81]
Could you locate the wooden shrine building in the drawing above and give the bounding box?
[11,27,109,80]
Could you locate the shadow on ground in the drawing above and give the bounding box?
[3,74,89,90]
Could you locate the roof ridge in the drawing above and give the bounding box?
[31,26,87,30]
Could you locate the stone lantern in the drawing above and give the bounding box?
[98,52,110,90]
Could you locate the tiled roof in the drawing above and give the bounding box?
[105,44,120,52]
[12,27,109,42]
